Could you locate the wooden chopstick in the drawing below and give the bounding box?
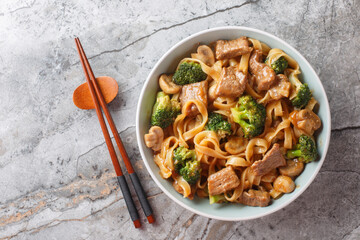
[75,38,155,226]
[75,38,141,228]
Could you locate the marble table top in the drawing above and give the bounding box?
[0,0,359,239]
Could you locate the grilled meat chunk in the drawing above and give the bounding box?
[249,50,276,91]
[238,189,271,207]
[208,166,240,195]
[180,80,208,116]
[251,144,286,176]
[214,66,247,98]
[215,37,253,60]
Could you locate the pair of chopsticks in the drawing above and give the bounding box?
[75,37,154,228]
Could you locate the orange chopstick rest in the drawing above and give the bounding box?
[73,76,118,109]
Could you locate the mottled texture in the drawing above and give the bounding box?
[0,0,359,239]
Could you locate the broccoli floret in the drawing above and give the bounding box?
[230,95,266,138]
[286,67,312,109]
[171,97,181,115]
[286,135,318,163]
[151,91,181,129]
[173,146,201,184]
[205,113,232,139]
[291,83,312,109]
[266,56,288,74]
[209,194,227,204]
[172,61,207,85]
[173,146,196,172]
[179,160,201,184]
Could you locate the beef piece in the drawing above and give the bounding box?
[290,109,321,135]
[214,66,247,98]
[251,144,286,176]
[268,74,291,100]
[215,37,253,60]
[208,166,240,195]
[249,50,276,91]
[180,80,208,117]
[238,189,271,207]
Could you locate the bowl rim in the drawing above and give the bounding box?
[136,26,331,221]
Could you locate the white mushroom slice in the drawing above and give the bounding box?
[191,45,215,66]
[279,160,304,177]
[208,83,217,102]
[273,175,295,193]
[225,136,247,155]
[159,74,181,94]
[144,126,164,151]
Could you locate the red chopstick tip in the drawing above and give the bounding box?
[147,215,155,224]
[133,219,141,228]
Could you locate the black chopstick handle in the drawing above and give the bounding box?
[117,176,140,224]
[129,173,153,218]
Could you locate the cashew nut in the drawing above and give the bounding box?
[159,74,181,94]
[191,45,215,66]
[144,126,164,151]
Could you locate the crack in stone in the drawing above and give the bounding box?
[7,0,37,14]
[332,125,360,132]
[300,0,311,25]
[341,226,357,240]
[147,191,164,200]
[1,126,135,207]
[72,0,257,65]
[164,213,196,240]
[200,218,212,239]
[2,198,119,239]
[76,125,135,176]
[76,141,106,176]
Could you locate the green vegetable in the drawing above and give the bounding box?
[172,61,207,85]
[266,56,288,74]
[230,95,266,138]
[286,135,318,163]
[209,194,227,204]
[151,91,181,129]
[179,160,201,185]
[173,146,201,184]
[291,83,312,109]
[205,112,232,139]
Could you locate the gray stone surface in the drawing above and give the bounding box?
[0,0,359,239]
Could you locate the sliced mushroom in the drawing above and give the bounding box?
[261,169,278,183]
[273,175,295,193]
[144,126,164,151]
[225,136,247,155]
[208,83,217,102]
[279,160,304,177]
[159,74,181,94]
[191,45,215,66]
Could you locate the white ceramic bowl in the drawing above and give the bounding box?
[136,26,331,221]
